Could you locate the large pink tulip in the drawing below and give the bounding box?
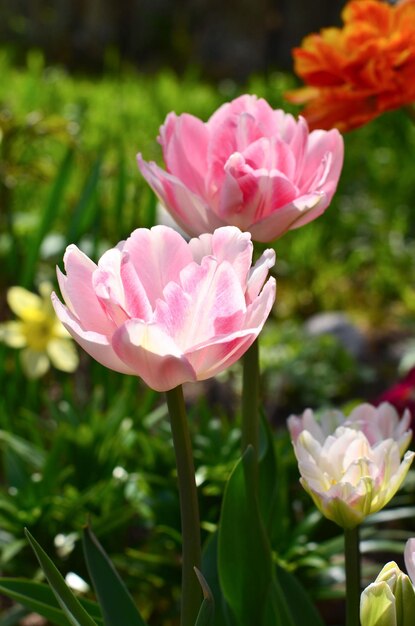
[52,226,276,391]
[137,95,344,242]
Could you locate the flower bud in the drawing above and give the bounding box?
[360,561,415,626]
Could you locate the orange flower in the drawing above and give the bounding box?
[285,0,415,131]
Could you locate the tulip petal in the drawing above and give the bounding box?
[299,128,344,197]
[189,226,253,287]
[58,245,115,335]
[112,320,196,391]
[186,275,276,378]
[247,192,323,242]
[404,538,415,584]
[137,155,225,236]
[174,256,247,347]
[52,294,135,375]
[160,112,209,197]
[246,248,276,302]
[122,225,193,307]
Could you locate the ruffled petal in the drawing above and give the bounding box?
[159,112,209,197]
[51,294,135,375]
[58,245,114,335]
[137,155,225,236]
[122,225,193,307]
[112,320,196,391]
[248,193,323,242]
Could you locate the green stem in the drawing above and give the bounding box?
[344,526,361,626]
[166,386,202,626]
[241,338,260,456]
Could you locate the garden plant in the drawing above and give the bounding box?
[2,1,415,626]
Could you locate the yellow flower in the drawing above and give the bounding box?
[0,282,79,378]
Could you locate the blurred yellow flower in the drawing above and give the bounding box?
[0,282,79,378]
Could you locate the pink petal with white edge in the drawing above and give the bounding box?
[137,155,225,236]
[122,225,193,307]
[248,193,323,242]
[177,256,247,348]
[188,227,253,282]
[57,245,114,335]
[244,276,276,329]
[159,112,209,197]
[207,95,277,139]
[404,538,415,584]
[112,320,196,391]
[93,248,129,326]
[51,294,135,375]
[286,116,309,185]
[220,156,299,228]
[246,248,276,302]
[208,227,253,286]
[119,254,153,321]
[186,275,276,378]
[186,331,256,381]
[299,128,344,196]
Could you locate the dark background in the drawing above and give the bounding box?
[0,0,345,80]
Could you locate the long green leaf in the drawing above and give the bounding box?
[218,447,278,626]
[25,529,98,626]
[274,567,324,626]
[0,579,104,626]
[82,525,147,626]
[202,532,236,626]
[21,148,74,286]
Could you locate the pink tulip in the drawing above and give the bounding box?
[52,225,276,392]
[137,95,344,242]
[288,402,412,456]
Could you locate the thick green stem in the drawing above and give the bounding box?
[166,386,202,626]
[344,526,361,626]
[241,338,260,456]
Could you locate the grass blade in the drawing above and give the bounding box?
[25,529,98,626]
[82,525,147,626]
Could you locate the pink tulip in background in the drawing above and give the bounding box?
[52,225,276,391]
[137,95,344,242]
[288,402,412,456]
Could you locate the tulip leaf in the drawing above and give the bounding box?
[194,568,215,626]
[202,531,237,626]
[25,529,98,626]
[218,446,296,626]
[274,566,325,626]
[82,525,148,626]
[0,578,104,626]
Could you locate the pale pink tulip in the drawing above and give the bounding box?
[288,402,412,457]
[52,225,276,392]
[404,538,415,584]
[137,95,344,242]
[293,426,414,529]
